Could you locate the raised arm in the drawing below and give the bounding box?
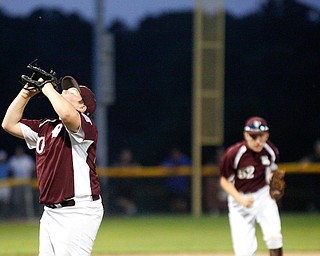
[2,87,38,139]
[41,83,81,132]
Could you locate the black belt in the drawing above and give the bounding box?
[45,195,100,209]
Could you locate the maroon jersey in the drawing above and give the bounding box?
[219,140,279,193]
[19,113,100,204]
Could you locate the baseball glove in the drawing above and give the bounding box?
[21,60,60,91]
[269,169,286,200]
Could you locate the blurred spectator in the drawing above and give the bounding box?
[8,145,36,219]
[112,148,139,215]
[161,147,191,213]
[300,139,320,211]
[300,139,320,163]
[0,150,10,218]
[204,146,227,215]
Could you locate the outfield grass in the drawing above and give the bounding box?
[0,213,319,255]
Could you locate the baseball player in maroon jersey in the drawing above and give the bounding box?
[2,76,104,255]
[219,117,283,256]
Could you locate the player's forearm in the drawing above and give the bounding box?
[220,176,254,208]
[2,89,30,138]
[220,176,242,202]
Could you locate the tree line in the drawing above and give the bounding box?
[0,0,319,165]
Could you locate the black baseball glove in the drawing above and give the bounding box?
[21,60,60,91]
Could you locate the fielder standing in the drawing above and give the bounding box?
[219,116,284,256]
[2,71,104,255]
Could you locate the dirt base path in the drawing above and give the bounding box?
[100,252,320,256]
[99,253,320,256]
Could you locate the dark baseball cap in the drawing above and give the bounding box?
[244,116,269,134]
[61,76,96,117]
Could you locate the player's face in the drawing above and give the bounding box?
[244,132,269,152]
[62,88,84,108]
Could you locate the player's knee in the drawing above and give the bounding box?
[265,234,283,249]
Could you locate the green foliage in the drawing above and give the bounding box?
[0,213,320,255]
[1,1,320,163]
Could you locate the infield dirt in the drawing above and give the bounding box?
[100,253,320,256]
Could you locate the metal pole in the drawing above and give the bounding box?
[192,0,203,217]
[93,0,108,167]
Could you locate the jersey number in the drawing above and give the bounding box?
[36,136,45,154]
[36,124,63,154]
[237,166,255,179]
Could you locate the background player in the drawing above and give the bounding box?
[2,74,103,255]
[219,116,283,256]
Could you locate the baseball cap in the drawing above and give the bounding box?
[61,76,96,117]
[244,116,269,134]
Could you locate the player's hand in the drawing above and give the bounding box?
[239,195,254,208]
[21,84,40,98]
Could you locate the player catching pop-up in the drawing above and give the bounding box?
[2,63,104,255]
[219,117,285,256]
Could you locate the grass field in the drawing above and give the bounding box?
[0,213,319,255]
